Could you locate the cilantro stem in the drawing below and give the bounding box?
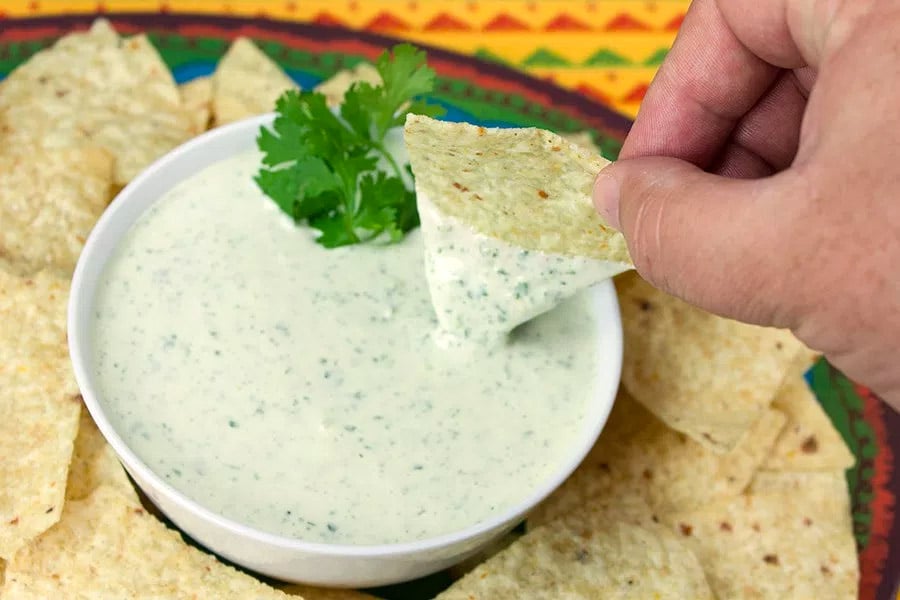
[372,141,405,184]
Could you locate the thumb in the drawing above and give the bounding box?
[593,156,804,328]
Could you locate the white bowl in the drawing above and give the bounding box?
[67,114,623,588]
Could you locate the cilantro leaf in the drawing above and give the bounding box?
[255,44,444,248]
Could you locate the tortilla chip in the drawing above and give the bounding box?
[559,131,600,154]
[0,20,196,186]
[663,471,858,599]
[404,115,629,263]
[0,268,81,559]
[211,37,298,126]
[65,407,137,504]
[179,75,212,133]
[528,393,786,527]
[405,116,632,343]
[438,499,714,599]
[762,374,855,471]
[618,273,804,452]
[0,146,113,274]
[3,486,291,598]
[314,62,381,107]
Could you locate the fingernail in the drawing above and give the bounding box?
[593,172,621,230]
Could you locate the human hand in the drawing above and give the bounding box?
[593,0,900,409]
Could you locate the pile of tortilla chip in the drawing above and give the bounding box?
[0,19,860,600]
[0,19,378,600]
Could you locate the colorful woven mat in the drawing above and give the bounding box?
[0,0,686,118]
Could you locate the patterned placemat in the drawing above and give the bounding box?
[0,0,686,118]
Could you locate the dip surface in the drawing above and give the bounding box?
[92,150,603,545]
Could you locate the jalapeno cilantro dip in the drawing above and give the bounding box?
[92,150,605,545]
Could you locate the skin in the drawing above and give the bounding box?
[593,0,900,411]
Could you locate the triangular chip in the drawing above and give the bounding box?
[179,75,212,133]
[2,486,291,598]
[404,115,632,344]
[0,146,113,274]
[0,21,197,185]
[0,268,81,559]
[438,499,714,599]
[404,115,629,261]
[65,406,137,504]
[211,37,298,126]
[762,374,855,471]
[663,471,858,599]
[528,393,786,527]
[618,272,804,452]
[314,62,381,107]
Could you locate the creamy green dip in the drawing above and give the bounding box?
[92,150,604,545]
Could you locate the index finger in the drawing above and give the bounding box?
[621,0,780,167]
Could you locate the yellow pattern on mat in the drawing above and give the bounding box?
[2,0,688,118]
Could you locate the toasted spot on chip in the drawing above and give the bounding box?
[439,499,714,599]
[0,146,113,274]
[0,268,81,559]
[404,114,630,263]
[664,471,858,599]
[3,486,291,598]
[762,373,855,471]
[0,21,196,186]
[65,406,137,503]
[211,37,298,126]
[617,273,804,452]
[314,62,381,107]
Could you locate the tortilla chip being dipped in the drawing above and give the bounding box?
[617,273,805,452]
[211,37,298,126]
[404,115,632,345]
[0,268,81,559]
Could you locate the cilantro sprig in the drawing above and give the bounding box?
[255,44,445,247]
